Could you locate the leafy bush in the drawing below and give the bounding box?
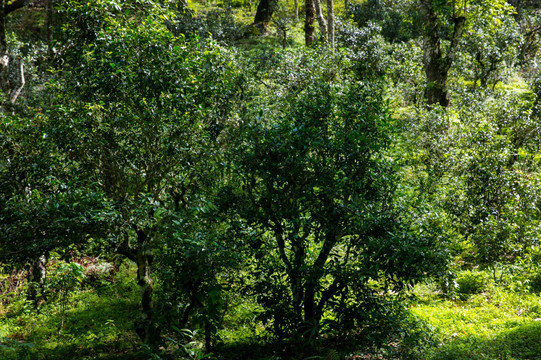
[224,46,445,343]
[529,271,541,293]
[387,40,425,106]
[455,270,489,300]
[335,19,390,78]
[0,337,33,360]
[347,0,421,43]
[172,6,244,45]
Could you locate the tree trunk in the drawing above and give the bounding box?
[421,0,465,107]
[326,0,334,48]
[302,279,318,340]
[304,0,315,45]
[27,254,47,306]
[0,6,8,99]
[254,0,277,34]
[313,0,326,41]
[294,0,299,22]
[204,321,212,351]
[134,229,159,347]
[0,0,28,107]
[8,55,24,104]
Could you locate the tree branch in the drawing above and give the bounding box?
[5,0,28,15]
[444,15,466,72]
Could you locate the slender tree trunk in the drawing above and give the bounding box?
[313,0,326,41]
[0,6,8,99]
[304,0,315,45]
[302,279,317,339]
[134,229,158,347]
[294,0,299,22]
[204,321,212,351]
[254,0,277,34]
[285,234,304,327]
[8,55,23,104]
[27,254,47,307]
[326,0,334,48]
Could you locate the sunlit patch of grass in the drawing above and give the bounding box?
[410,272,541,360]
[218,298,267,345]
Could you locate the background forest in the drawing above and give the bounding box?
[1,0,541,359]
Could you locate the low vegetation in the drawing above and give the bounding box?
[2,261,541,359]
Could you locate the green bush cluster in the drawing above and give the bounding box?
[455,270,489,300]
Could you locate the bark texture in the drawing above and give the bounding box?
[134,229,158,346]
[313,0,326,40]
[304,0,315,45]
[118,229,159,347]
[326,0,334,48]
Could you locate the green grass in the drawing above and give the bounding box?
[3,261,541,359]
[0,262,144,360]
[410,277,541,360]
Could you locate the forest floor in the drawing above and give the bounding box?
[1,261,541,359]
[409,279,541,360]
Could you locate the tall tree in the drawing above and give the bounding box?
[419,0,514,106]
[231,49,443,340]
[53,0,241,346]
[326,0,334,47]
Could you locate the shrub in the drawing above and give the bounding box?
[455,270,489,300]
[529,271,541,293]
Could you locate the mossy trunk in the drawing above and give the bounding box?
[304,0,315,45]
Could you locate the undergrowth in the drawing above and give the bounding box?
[410,269,541,360]
[2,262,541,359]
[0,260,143,360]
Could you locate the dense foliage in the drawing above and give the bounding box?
[1,0,541,359]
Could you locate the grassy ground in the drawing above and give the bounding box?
[2,262,541,359]
[0,261,145,360]
[410,274,541,360]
